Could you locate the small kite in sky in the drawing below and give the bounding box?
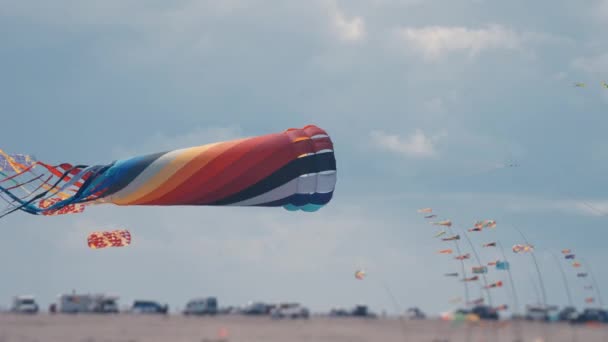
[424,214,437,219]
[418,208,433,213]
[468,298,484,305]
[472,266,488,274]
[434,230,447,238]
[496,261,510,270]
[354,270,366,280]
[432,220,452,227]
[482,242,497,248]
[574,82,586,87]
[565,254,575,260]
[455,253,471,260]
[444,272,459,277]
[87,229,131,249]
[462,276,479,282]
[439,249,453,254]
[512,244,534,253]
[577,272,588,278]
[485,281,503,289]
[442,235,460,241]
[562,249,572,254]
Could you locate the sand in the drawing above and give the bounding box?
[0,314,607,342]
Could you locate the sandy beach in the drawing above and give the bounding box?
[0,314,607,342]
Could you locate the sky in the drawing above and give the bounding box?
[1,0,608,316]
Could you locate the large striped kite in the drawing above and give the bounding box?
[0,125,337,218]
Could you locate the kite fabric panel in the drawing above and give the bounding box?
[0,125,337,217]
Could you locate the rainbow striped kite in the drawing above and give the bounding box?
[0,125,337,218]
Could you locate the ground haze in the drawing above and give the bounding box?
[0,314,607,342]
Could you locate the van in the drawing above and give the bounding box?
[11,295,39,314]
[183,297,218,316]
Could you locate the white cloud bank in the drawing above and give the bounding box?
[396,25,522,61]
[370,129,442,158]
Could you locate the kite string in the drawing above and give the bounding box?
[496,241,523,342]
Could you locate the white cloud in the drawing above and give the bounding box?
[323,0,366,42]
[572,53,608,74]
[333,12,366,42]
[396,25,522,61]
[370,129,442,158]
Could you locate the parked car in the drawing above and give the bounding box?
[270,303,309,319]
[570,309,608,324]
[130,300,168,314]
[242,302,271,315]
[10,295,39,314]
[471,305,499,320]
[558,306,577,321]
[406,307,426,320]
[329,308,350,317]
[91,296,119,313]
[525,305,558,322]
[55,293,119,314]
[183,297,218,316]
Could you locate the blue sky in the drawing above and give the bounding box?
[1,0,608,315]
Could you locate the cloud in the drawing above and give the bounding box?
[395,25,522,61]
[323,0,366,43]
[572,53,608,74]
[332,12,366,42]
[370,129,442,158]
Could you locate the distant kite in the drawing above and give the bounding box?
[87,229,131,249]
[355,270,366,280]
[418,208,433,213]
[485,281,503,289]
[432,220,452,227]
[472,266,488,274]
[572,261,582,268]
[468,298,484,305]
[442,235,460,241]
[434,230,447,238]
[577,273,588,278]
[468,227,482,232]
[487,261,498,266]
[496,261,510,270]
[565,254,575,260]
[562,249,572,254]
[444,272,459,277]
[482,242,497,248]
[574,82,586,87]
[463,276,479,282]
[603,81,608,89]
[439,249,453,254]
[425,214,437,219]
[585,297,595,304]
[455,253,471,260]
[585,285,593,290]
[512,244,534,253]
